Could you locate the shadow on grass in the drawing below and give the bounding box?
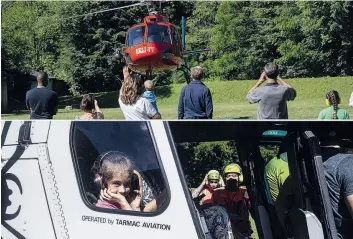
[222,116,254,120]
[234,116,253,119]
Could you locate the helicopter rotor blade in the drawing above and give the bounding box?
[66,2,148,20]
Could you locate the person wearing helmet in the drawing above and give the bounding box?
[212,163,252,238]
[246,62,296,119]
[192,170,225,205]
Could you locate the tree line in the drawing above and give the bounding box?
[2,1,352,98]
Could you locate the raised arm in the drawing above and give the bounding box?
[192,174,207,199]
[94,100,104,119]
[278,77,296,101]
[248,72,266,94]
[278,76,293,88]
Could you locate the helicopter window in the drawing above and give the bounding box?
[147,25,171,44]
[70,121,170,216]
[171,28,181,45]
[171,27,181,56]
[127,26,145,46]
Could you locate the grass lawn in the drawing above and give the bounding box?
[2,76,352,120]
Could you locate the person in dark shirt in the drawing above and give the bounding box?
[25,71,58,119]
[322,148,353,239]
[178,66,213,119]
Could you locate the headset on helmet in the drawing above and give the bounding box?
[223,163,244,183]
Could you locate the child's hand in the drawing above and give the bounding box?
[129,189,142,211]
[202,174,208,186]
[100,189,132,210]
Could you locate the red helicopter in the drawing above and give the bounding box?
[69,1,208,83]
[122,11,184,79]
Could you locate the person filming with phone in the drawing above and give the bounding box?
[76,94,104,120]
[246,62,296,119]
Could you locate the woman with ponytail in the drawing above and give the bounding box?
[318,90,349,120]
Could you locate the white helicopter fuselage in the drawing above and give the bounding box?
[1,121,200,239]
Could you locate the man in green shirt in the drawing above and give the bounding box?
[265,152,290,202]
[264,149,293,235]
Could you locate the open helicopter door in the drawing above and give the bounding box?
[1,121,65,239]
[236,126,289,239]
[296,124,339,239]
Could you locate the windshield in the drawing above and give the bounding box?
[127,26,145,46]
[147,24,171,44]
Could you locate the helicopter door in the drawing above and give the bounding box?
[284,128,325,239]
[298,126,339,239]
[1,121,57,239]
[236,134,286,239]
[171,27,181,57]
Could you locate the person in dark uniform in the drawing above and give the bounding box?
[178,66,213,119]
[25,71,58,119]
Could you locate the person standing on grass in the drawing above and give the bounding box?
[318,90,349,120]
[246,62,296,119]
[75,94,104,120]
[178,66,213,119]
[25,71,58,119]
[349,91,353,108]
[119,66,161,120]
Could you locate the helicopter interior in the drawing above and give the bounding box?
[168,121,353,239]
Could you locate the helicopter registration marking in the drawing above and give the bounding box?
[136,47,154,55]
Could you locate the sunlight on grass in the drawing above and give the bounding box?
[2,76,352,120]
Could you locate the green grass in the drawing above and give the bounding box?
[2,76,352,120]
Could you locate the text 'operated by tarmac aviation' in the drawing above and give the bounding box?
[68,1,208,83]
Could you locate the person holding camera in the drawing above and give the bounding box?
[246,62,296,119]
[178,66,213,119]
[76,94,104,120]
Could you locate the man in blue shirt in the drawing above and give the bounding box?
[178,66,213,119]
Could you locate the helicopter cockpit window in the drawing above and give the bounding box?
[171,27,181,56]
[70,121,169,215]
[127,26,145,46]
[147,25,171,44]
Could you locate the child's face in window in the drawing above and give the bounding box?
[106,173,131,197]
